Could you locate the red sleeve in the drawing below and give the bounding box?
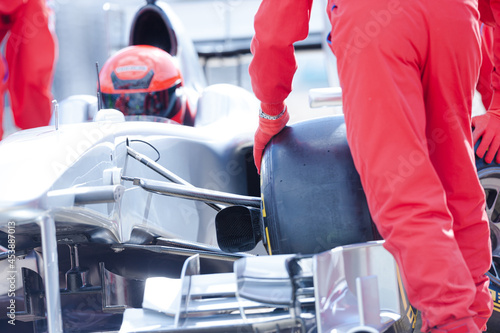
[0,0,25,14]
[486,0,500,115]
[248,0,313,115]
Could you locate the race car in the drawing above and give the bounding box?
[1,1,499,332]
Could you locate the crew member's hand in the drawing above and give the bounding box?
[253,104,289,174]
[472,110,500,164]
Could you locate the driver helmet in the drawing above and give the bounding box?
[99,45,187,124]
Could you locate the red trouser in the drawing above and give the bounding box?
[0,0,57,139]
[328,0,492,331]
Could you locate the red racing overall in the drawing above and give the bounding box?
[249,0,492,331]
[0,0,57,139]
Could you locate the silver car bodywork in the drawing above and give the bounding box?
[0,86,405,333]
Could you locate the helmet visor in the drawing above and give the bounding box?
[101,81,182,119]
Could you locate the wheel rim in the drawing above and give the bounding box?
[478,167,500,282]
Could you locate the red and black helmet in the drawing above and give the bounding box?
[99,45,187,123]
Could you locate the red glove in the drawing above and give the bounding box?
[253,103,290,174]
[472,110,500,164]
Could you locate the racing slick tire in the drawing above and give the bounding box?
[260,115,380,255]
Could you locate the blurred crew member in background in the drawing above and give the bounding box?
[0,0,57,140]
